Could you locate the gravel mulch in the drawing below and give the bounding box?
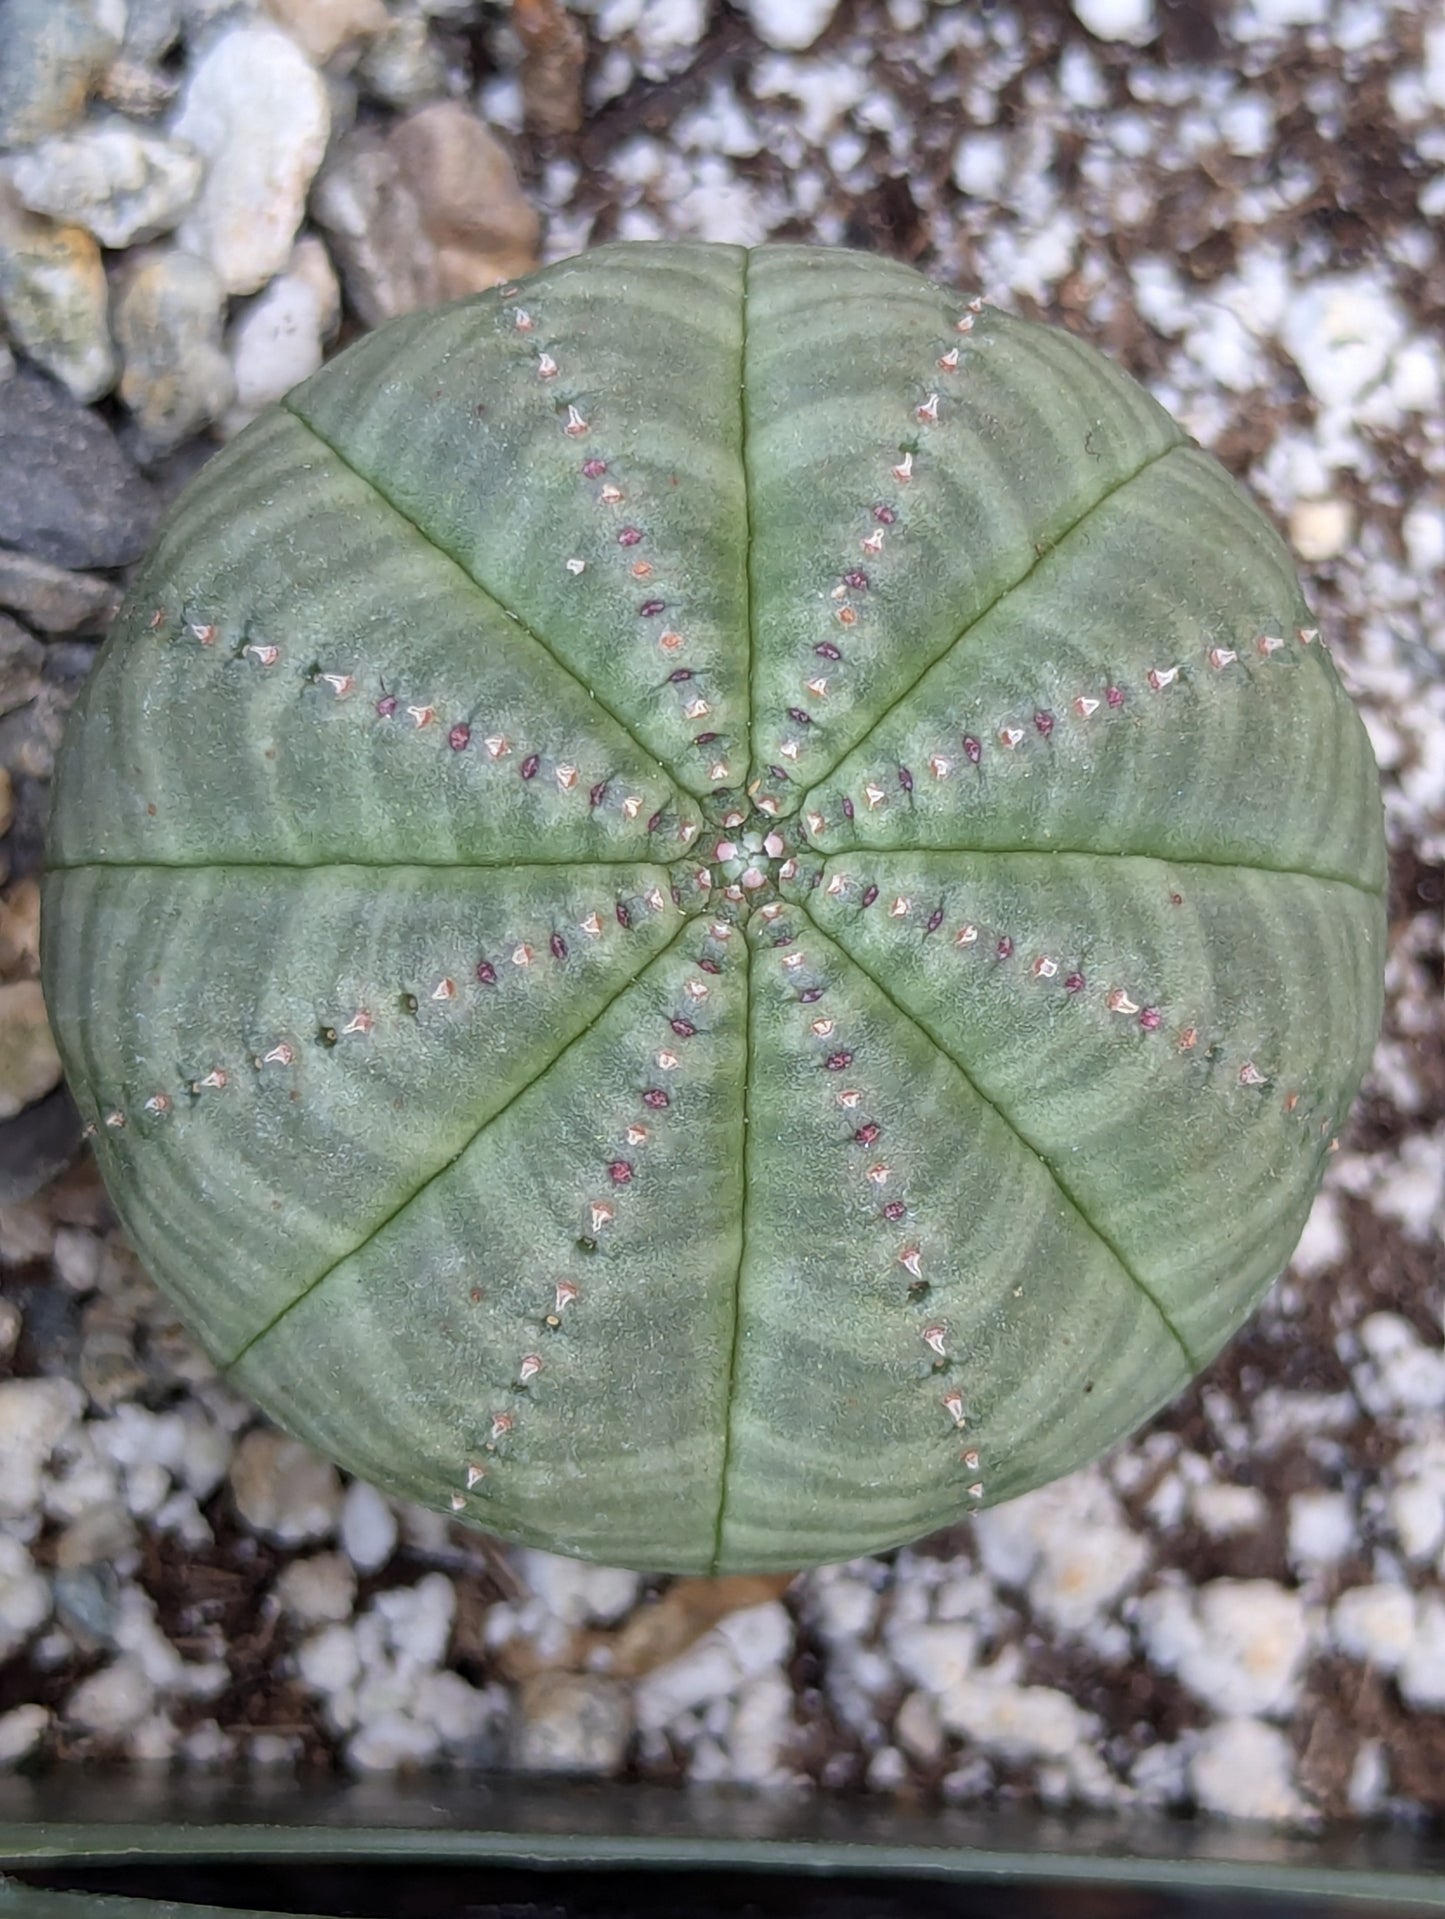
[0,0,1441,1834]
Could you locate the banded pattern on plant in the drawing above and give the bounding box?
[43,244,1385,1572]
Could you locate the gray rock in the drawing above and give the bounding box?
[313,107,537,329]
[0,1080,83,1205]
[0,1248,81,1377]
[0,678,74,780]
[321,68,360,143]
[114,248,233,455]
[42,637,100,683]
[355,13,446,111]
[122,0,185,63]
[0,613,44,714]
[172,21,331,296]
[310,131,427,329]
[11,118,203,248]
[0,0,125,149]
[52,1563,122,1647]
[0,184,116,403]
[0,547,118,633]
[4,769,49,876]
[511,1671,633,1775]
[0,369,159,569]
[180,0,263,37]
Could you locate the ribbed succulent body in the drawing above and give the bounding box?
[42,244,1385,1573]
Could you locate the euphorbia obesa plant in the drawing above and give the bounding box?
[42,244,1385,1573]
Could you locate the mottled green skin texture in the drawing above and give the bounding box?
[42,244,1386,1572]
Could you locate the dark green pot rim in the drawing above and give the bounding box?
[1,1777,1443,1907]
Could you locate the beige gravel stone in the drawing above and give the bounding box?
[0,981,62,1119]
[54,1501,137,1571]
[274,1552,357,1626]
[0,186,114,403]
[0,552,118,635]
[0,1299,20,1366]
[1138,1580,1314,1719]
[1190,1717,1310,1825]
[1290,495,1355,563]
[512,1670,632,1774]
[66,1654,156,1735]
[0,0,124,148]
[173,21,331,296]
[114,248,234,453]
[0,1534,50,1661]
[314,103,538,326]
[263,0,388,65]
[0,879,42,978]
[390,102,538,292]
[230,1428,342,1545]
[895,1688,945,1763]
[972,1467,1150,1638]
[1332,1583,1417,1671]
[10,120,202,249]
[0,1704,48,1768]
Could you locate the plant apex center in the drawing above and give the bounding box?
[702,812,810,912]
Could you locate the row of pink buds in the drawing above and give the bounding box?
[773,911,986,1489]
[85,895,683,1131]
[509,303,719,767]
[772,305,985,790]
[151,613,703,841]
[825,870,1285,1094]
[831,625,1318,820]
[464,1265,586,1507]
[500,290,589,438]
[462,926,720,1497]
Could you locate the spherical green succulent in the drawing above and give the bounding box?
[42,243,1385,1573]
